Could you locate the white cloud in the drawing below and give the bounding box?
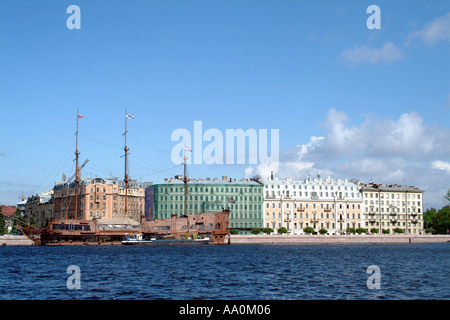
[340,42,405,65]
[340,12,450,67]
[365,112,439,158]
[244,109,450,209]
[245,136,324,179]
[431,160,450,174]
[407,12,450,46]
[310,109,448,160]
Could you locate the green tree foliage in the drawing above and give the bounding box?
[423,208,437,229]
[318,228,328,235]
[356,228,368,234]
[303,227,314,234]
[29,215,36,228]
[278,227,287,234]
[251,228,261,235]
[0,207,6,235]
[424,206,450,234]
[11,208,26,235]
[423,190,450,234]
[262,228,274,235]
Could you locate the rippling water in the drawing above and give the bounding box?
[0,243,448,300]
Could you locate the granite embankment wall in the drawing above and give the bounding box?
[1,234,449,245]
[230,234,450,244]
[0,235,34,246]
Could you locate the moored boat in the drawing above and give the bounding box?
[140,209,230,244]
[17,111,231,246]
[18,217,141,245]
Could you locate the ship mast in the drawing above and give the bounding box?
[184,145,189,239]
[184,147,188,216]
[74,109,81,220]
[123,110,131,218]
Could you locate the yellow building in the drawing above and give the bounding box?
[361,183,424,235]
[52,177,149,222]
[263,177,363,234]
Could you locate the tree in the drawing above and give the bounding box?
[394,228,404,234]
[278,227,287,234]
[346,227,356,234]
[29,215,36,228]
[424,208,437,229]
[370,228,379,234]
[303,227,315,235]
[11,208,26,235]
[262,228,274,235]
[0,207,6,235]
[424,206,450,234]
[318,228,327,235]
[251,228,261,235]
[356,228,368,234]
[229,229,238,235]
[382,229,390,234]
[431,206,450,234]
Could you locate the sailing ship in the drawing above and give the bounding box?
[18,111,230,245]
[123,142,230,245]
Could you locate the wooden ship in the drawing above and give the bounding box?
[18,111,230,245]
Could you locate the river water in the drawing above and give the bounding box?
[0,243,448,300]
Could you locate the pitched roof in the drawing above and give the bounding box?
[1,205,16,217]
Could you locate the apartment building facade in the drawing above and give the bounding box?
[21,190,53,228]
[361,183,424,235]
[145,176,264,234]
[52,177,149,222]
[263,177,364,234]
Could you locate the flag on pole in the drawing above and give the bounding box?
[77,114,84,119]
[228,198,235,204]
[126,113,134,119]
[185,146,192,152]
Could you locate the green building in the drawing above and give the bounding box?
[145,176,264,234]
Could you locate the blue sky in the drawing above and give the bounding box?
[0,0,449,208]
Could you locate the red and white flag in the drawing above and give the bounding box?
[77,114,84,119]
[185,146,192,151]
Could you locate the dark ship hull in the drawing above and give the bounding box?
[18,210,230,245]
[140,210,230,245]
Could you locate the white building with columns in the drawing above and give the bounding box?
[262,175,363,234]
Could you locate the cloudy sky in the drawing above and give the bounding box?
[0,0,449,209]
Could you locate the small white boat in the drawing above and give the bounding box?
[121,233,212,245]
[121,234,154,245]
